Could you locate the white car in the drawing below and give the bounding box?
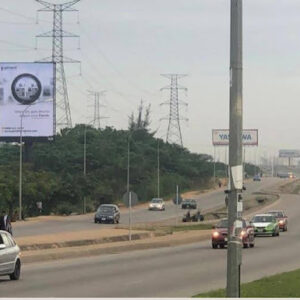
[0,230,21,280]
[148,198,165,211]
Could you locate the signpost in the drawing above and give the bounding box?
[122,191,138,241]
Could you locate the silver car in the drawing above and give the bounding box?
[0,230,21,280]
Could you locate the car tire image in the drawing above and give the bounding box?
[10,259,21,281]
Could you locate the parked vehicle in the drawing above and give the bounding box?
[148,198,165,211]
[0,230,21,280]
[211,219,255,249]
[182,210,204,222]
[94,204,120,224]
[253,174,261,181]
[251,214,279,236]
[267,210,288,231]
[181,199,197,209]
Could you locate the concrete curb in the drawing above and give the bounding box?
[21,232,211,264]
[19,232,153,251]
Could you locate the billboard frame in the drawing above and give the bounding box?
[0,62,56,142]
[212,129,258,146]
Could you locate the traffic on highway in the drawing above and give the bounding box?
[2,0,300,298]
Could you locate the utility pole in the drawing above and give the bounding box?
[127,138,132,241]
[157,140,160,198]
[83,125,87,214]
[227,0,243,298]
[36,0,81,129]
[160,74,188,147]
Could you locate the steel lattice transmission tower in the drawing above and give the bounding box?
[160,74,188,147]
[36,0,81,129]
[87,90,108,129]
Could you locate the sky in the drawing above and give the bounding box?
[1,0,300,163]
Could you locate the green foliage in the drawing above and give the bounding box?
[0,125,227,216]
[195,268,300,297]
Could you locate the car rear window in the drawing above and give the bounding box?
[252,216,274,223]
[216,219,228,228]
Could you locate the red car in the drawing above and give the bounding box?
[267,210,288,231]
[212,218,255,249]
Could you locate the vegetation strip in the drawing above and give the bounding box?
[194,268,300,297]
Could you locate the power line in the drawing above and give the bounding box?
[160,74,188,147]
[35,0,81,129]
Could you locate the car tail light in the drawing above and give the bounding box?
[212,231,219,238]
[279,220,284,225]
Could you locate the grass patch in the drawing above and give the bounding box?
[170,223,213,232]
[194,268,300,297]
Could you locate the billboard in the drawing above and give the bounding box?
[0,62,55,140]
[212,129,258,146]
[279,150,300,158]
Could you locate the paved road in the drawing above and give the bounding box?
[1,191,299,297]
[13,178,281,237]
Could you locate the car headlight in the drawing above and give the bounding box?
[279,220,284,225]
[240,230,247,237]
[212,231,220,238]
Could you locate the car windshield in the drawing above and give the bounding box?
[98,206,114,213]
[252,216,274,223]
[216,219,228,228]
[151,199,162,203]
[268,211,284,218]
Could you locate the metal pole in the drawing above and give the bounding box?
[129,191,132,241]
[127,138,131,240]
[227,0,243,297]
[213,146,216,186]
[243,147,246,179]
[19,115,23,221]
[83,125,87,214]
[175,185,178,226]
[157,140,160,198]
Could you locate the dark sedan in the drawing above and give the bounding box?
[181,199,197,209]
[94,204,120,224]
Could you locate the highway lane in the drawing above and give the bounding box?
[13,178,281,237]
[1,189,299,297]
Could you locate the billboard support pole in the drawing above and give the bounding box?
[19,105,33,221]
[213,146,216,186]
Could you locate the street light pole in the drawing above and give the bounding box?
[127,137,132,241]
[157,140,160,198]
[83,125,87,214]
[227,0,243,298]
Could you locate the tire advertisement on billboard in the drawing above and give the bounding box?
[0,62,55,141]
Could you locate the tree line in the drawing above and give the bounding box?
[0,106,259,217]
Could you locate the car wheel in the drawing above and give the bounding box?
[212,244,217,249]
[220,244,225,249]
[250,243,255,248]
[277,229,280,236]
[94,219,97,223]
[10,259,21,280]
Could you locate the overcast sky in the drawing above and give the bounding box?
[1,0,300,162]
